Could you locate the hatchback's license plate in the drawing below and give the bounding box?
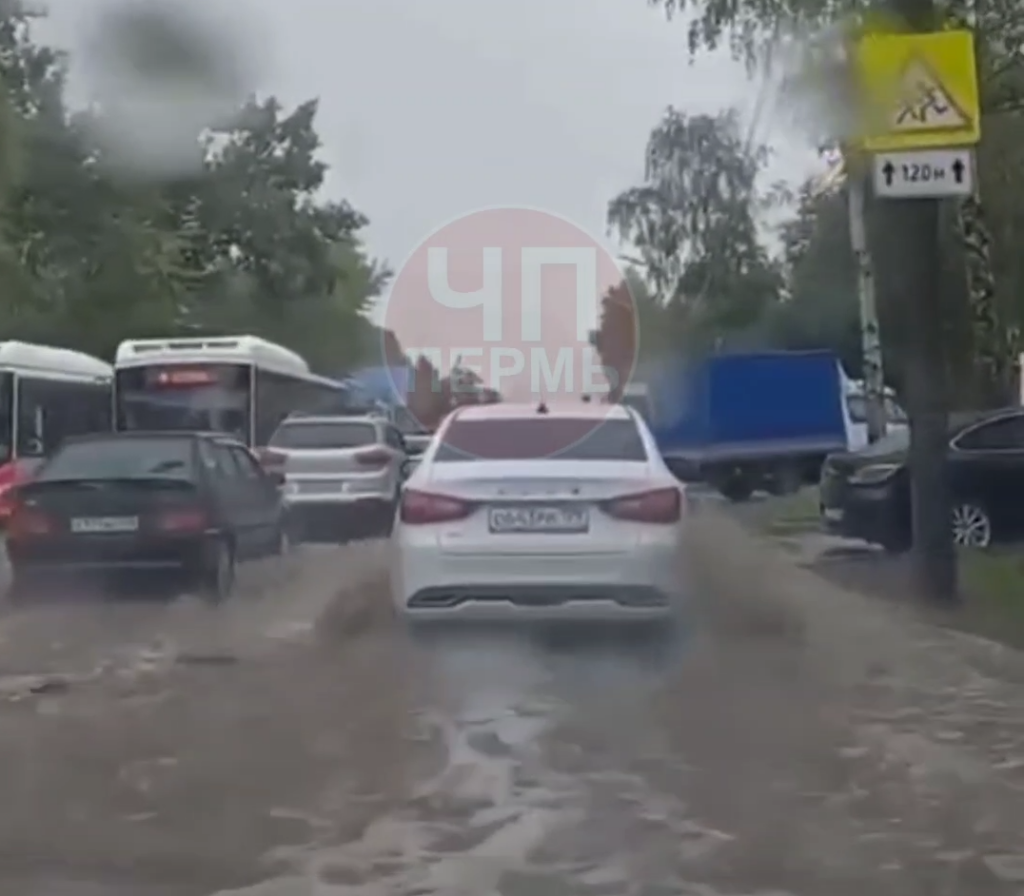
[488,506,588,533]
[71,516,139,533]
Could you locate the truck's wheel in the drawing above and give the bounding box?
[719,474,754,503]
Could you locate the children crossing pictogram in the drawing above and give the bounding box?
[889,57,971,132]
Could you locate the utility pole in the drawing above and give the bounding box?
[846,169,886,441]
[856,0,973,603]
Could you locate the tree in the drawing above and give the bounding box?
[643,0,1024,403]
[608,107,782,351]
[0,0,387,374]
[593,267,683,393]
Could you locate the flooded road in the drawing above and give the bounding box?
[2,530,1024,894]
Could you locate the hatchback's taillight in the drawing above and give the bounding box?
[602,487,681,523]
[355,448,391,467]
[399,489,473,524]
[7,505,52,539]
[156,509,207,532]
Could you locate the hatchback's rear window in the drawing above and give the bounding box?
[434,418,647,462]
[270,422,377,449]
[39,438,195,481]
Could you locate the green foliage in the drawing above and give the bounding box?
[0,0,387,370]
[607,108,783,355]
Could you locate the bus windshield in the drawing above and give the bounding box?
[115,363,252,442]
[0,372,11,464]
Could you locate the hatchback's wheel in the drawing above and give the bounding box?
[200,540,236,602]
[273,522,291,556]
[951,502,992,548]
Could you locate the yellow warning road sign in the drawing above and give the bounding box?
[855,30,980,151]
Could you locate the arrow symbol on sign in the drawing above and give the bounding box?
[952,158,965,183]
[882,161,895,186]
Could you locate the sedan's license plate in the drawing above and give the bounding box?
[488,505,588,533]
[71,516,139,533]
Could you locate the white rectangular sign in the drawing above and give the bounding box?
[872,148,974,198]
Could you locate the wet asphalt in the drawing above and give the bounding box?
[0,525,1023,895]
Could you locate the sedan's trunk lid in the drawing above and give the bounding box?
[422,460,657,555]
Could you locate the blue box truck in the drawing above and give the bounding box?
[632,350,851,501]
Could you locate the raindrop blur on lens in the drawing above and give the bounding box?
[82,2,254,179]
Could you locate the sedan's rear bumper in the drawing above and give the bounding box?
[391,529,681,622]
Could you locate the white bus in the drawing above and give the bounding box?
[113,336,357,447]
[0,341,113,513]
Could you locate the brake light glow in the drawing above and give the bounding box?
[0,461,29,521]
[155,368,217,386]
[156,509,207,532]
[400,489,473,524]
[7,506,52,538]
[602,487,681,523]
[355,448,391,467]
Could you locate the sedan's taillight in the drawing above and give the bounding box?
[399,489,473,524]
[156,509,207,532]
[355,448,392,467]
[601,487,681,524]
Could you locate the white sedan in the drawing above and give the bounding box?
[389,401,685,623]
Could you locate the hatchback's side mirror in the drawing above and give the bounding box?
[401,458,419,479]
[268,470,286,486]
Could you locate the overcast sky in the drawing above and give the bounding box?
[40,0,823,277]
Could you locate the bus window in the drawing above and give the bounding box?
[116,364,252,440]
[15,375,110,456]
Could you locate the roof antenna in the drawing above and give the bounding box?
[536,387,548,414]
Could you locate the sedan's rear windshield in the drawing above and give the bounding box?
[270,422,377,449]
[434,418,647,462]
[39,438,195,481]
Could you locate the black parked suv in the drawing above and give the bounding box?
[4,431,289,600]
[820,408,1024,552]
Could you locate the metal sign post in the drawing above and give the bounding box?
[853,28,981,602]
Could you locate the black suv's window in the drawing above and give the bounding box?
[270,422,377,449]
[434,418,647,462]
[956,415,1024,451]
[39,438,195,481]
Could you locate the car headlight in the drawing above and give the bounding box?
[849,464,900,485]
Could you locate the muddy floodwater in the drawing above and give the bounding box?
[1,533,1024,895]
